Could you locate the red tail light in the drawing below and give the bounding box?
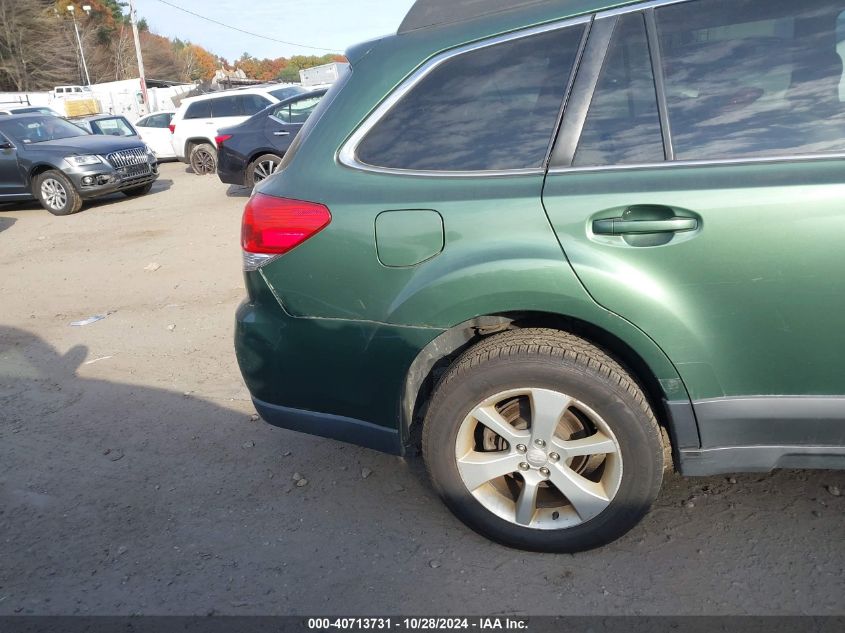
[215,134,232,145]
[242,194,331,255]
[168,123,175,134]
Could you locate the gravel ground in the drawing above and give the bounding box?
[0,162,843,616]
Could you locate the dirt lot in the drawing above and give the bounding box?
[0,162,843,616]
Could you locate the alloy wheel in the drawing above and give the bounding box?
[40,178,68,211]
[454,388,623,530]
[253,158,280,183]
[192,149,215,175]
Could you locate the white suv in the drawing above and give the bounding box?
[169,85,305,175]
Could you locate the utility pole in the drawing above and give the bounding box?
[128,0,149,114]
[67,5,92,86]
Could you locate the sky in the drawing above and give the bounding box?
[136,0,417,62]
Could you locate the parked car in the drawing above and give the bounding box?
[73,114,139,138]
[0,114,157,215]
[170,85,306,175]
[235,0,845,552]
[134,111,176,160]
[0,106,63,117]
[217,90,326,187]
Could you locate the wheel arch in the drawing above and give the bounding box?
[401,311,700,463]
[29,163,61,189]
[247,149,283,165]
[245,150,284,180]
[184,137,213,156]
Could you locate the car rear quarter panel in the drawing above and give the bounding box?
[248,2,692,436]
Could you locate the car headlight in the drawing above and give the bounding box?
[67,155,102,166]
[145,145,155,157]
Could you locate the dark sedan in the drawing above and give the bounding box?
[0,114,157,215]
[216,89,326,188]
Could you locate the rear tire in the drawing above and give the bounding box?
[33,170,83,216]
[122,182,153,197]
[422,328,664,552]
[245,153,282,188]
[189,143,216,175]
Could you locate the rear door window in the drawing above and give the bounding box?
[356,24,587,172]
[657,0,845,159]
[574,13,665,166]
[184,100,212,119]
[211,96,241,118]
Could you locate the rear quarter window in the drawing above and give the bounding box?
[240,94,272,115]
[355,24,586,172]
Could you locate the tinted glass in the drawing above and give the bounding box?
[241,94,271,115]
[357,25,586,171]
[184,100,212,119]
[658,0,845,160]
[212,96,241,117]
[575,14,664,166]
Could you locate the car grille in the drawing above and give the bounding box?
[106,147,148,169]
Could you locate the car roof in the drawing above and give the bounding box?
[76,114,130,121]
[0,113,56,120]
[181,85,290,105]
[398,0,638,32]
[5,106,54,111]
[276,88,327,104]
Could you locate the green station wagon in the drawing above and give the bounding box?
[235,0,845,551]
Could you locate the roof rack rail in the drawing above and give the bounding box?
[398,0,557,33]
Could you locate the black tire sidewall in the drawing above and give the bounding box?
[190,144,216,175]
[34,170,81,216]
[424,355,663,552]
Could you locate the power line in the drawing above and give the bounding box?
[148,0,342,54]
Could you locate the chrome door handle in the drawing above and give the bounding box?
[592,217,698,236]
[273,131,290,136]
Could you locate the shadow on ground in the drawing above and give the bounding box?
[226,184,252,199]
[0,179,174,216]
[0,325,842,616]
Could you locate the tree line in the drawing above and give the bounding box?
[0,0,344,92]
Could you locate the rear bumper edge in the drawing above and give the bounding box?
[253,397,403,456]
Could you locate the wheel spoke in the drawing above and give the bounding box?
[471,404,528,446]
[553,432,617,459]
[457,451,520,491]
[528,389,573,446]
[514,478,540,526]
[548,463,611,522]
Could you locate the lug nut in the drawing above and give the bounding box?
[516,444,527,453]
[539,467,550,478]
[549,453,560,462]
[534,439,546,448]
[518,462,530,472]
